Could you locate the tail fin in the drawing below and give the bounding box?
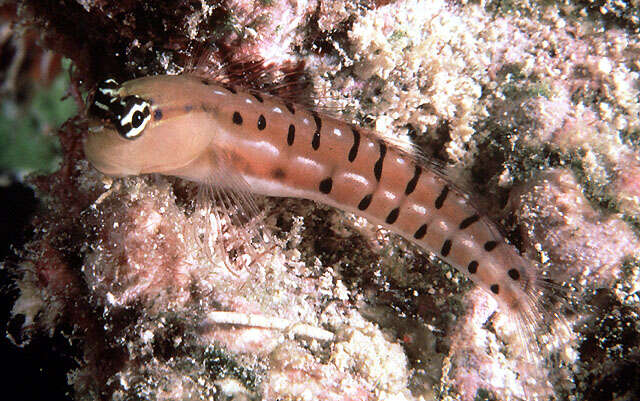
[505,266,577,399]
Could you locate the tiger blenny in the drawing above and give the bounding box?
[84,74,546,343]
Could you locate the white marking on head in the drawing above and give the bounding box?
[94,102,110,111]
[121,102,150,125]
[333,128,342,137]
[213,90,226,96]
[396,157,405,164]
[245,98,253,104]
[99,88,118,97]
[125,113,151,139]
[303,118,309,125]
[98,79,120,97]
[272,107,282,114]
[368,142,375,148]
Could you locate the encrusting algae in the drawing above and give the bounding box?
[5,1,640,400]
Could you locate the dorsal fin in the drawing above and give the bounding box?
[188,46,312,106]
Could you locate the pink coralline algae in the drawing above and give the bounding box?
[513,169,639,285]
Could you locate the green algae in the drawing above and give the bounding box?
[203,346,260,393]
[0,65,75,173]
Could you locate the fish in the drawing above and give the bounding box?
[84,73,554,351]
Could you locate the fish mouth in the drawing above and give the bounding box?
[84,150,138,177]
[83,130,139,177]
[86,157,138,177]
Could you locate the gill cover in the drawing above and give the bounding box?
[91,78,151,139]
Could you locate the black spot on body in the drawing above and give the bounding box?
[374,142,386,182]
[312,112,322,129]
[358,194,373,211]
[405,165,421,195]
[153,109,163,120]
[287,124,296,146]
[258,115,266,130]
[252,93,264,102]
[385,208,400,225]
[435,185,448,209]
[349,128,360,162]
[319,178,333,194]
[490,284,500,294]
[232,111,243,125]
[287,124,295,146]
[441,239,452,257]
[285,102,295,114]
[459,214,480,230]
[508,268,520,280]
[414,224,427,239]
[272,168,286,179]
[468,261,478,274]
[484,241,498,251]
[312,112,321,150]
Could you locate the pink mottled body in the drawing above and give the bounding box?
[85,74,539,325]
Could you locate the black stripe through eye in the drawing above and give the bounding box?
[373,142,386,181]
[252,93,264,102]
[349,128,360,162]
[405,165,421,195]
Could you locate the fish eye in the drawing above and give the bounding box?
[132,110,144,127]
[115,96,151,140]
[90,79,151,140]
